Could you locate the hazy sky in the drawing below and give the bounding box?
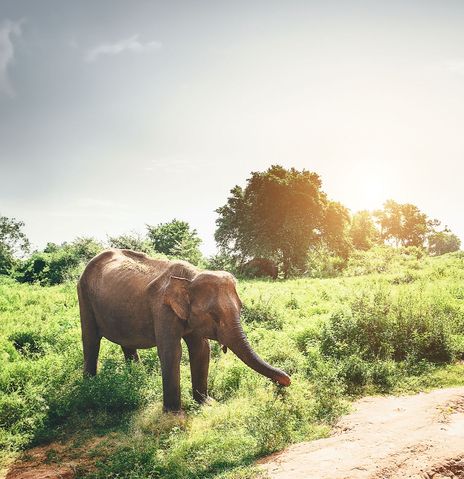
[1,0,464,255]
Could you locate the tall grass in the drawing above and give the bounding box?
[1,250,464,477]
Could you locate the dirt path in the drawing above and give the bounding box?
[261,387,464,479]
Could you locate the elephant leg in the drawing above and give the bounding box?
[184,334,210,404]
[83,335,101,376]
[78,284,101,376]
[157,340,182,412]
[122,347,139,362]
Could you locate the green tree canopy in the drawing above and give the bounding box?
[108,232,155,255]
[146,219,203,265]
[428,229,461,256]
[215,165,347,276]
[350,210,379,251]
[375,200,431,248]
[320,201,352,259]
[0,215,30,275]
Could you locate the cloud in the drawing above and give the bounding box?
[0,19,23,96]
[443,59,464,76]
[85,34,161,62]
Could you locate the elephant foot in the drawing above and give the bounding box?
[200,395,215,406]
[171,410,186,419]
[163,406,185,416]
[193,390,215,405]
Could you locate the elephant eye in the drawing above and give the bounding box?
[210,312,220,323]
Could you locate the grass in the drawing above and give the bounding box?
[1,248,464,478]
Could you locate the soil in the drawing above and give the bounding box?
[3,435,116,479]
[261,387,464,479]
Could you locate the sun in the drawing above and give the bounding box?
[346,162,393,212]
[360,179,389,211]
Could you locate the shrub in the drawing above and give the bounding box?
[16,238,103,285]
[240,300,283,330]
[338,354,370,390]
[344,246,423,277]
[107,232,156,255]
[204,253,238,274]
[370,360,398,390]
[8,330,47,357]
[306,245,346,278]
[48,360,153,425]
[303,346,346,420]
[320,287,457,363]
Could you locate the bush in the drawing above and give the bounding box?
[8,330,47,357]
[107,232,155,255]
[204,253,239,274]
[306,245,346,278]
[370,360,398,390]
[240,300,283,330]
[344,246,424,277]
[48,360,151,424]
[320,287,457,363]
[338,354,370,389]
[16,238,103,285]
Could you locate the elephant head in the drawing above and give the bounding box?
[164,272,291,386]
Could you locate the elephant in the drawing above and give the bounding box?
[241,258,278,280]
[77,249,291,412]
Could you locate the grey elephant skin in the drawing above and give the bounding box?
[77,249,291,411]
[241,258,278,279]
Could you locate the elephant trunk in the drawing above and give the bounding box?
[222,321,291,386]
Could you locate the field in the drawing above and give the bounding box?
[1,248,464,478]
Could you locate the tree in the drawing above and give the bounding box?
[320,201,352,259]
[170,235,203,265]
[146,219,203,265]
[215,165,341,276]
[108,232,155,255]
[350,210,379,250]
[0,215,30,275]
[428,230,461,256]
[375,200,430,248]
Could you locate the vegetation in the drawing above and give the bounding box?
[215,167,459,279]
[108,232,156,255]
[0,167,462,476]
[147,219,203,265]
[14,238,103,286]
[350,210,379,251]
[0,219,204,286]
[215,166,351,277]
[1,248,463,478]
[374,199,432,247]
[1,168,461,284]
[0,215,30,275]
[428,229,461,256]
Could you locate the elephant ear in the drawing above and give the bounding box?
[164,276,191,320]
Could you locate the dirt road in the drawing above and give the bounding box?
[261,387,464,479]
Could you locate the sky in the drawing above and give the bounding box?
[1,0,464,255]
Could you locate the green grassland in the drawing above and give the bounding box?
[1,248,464,478]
